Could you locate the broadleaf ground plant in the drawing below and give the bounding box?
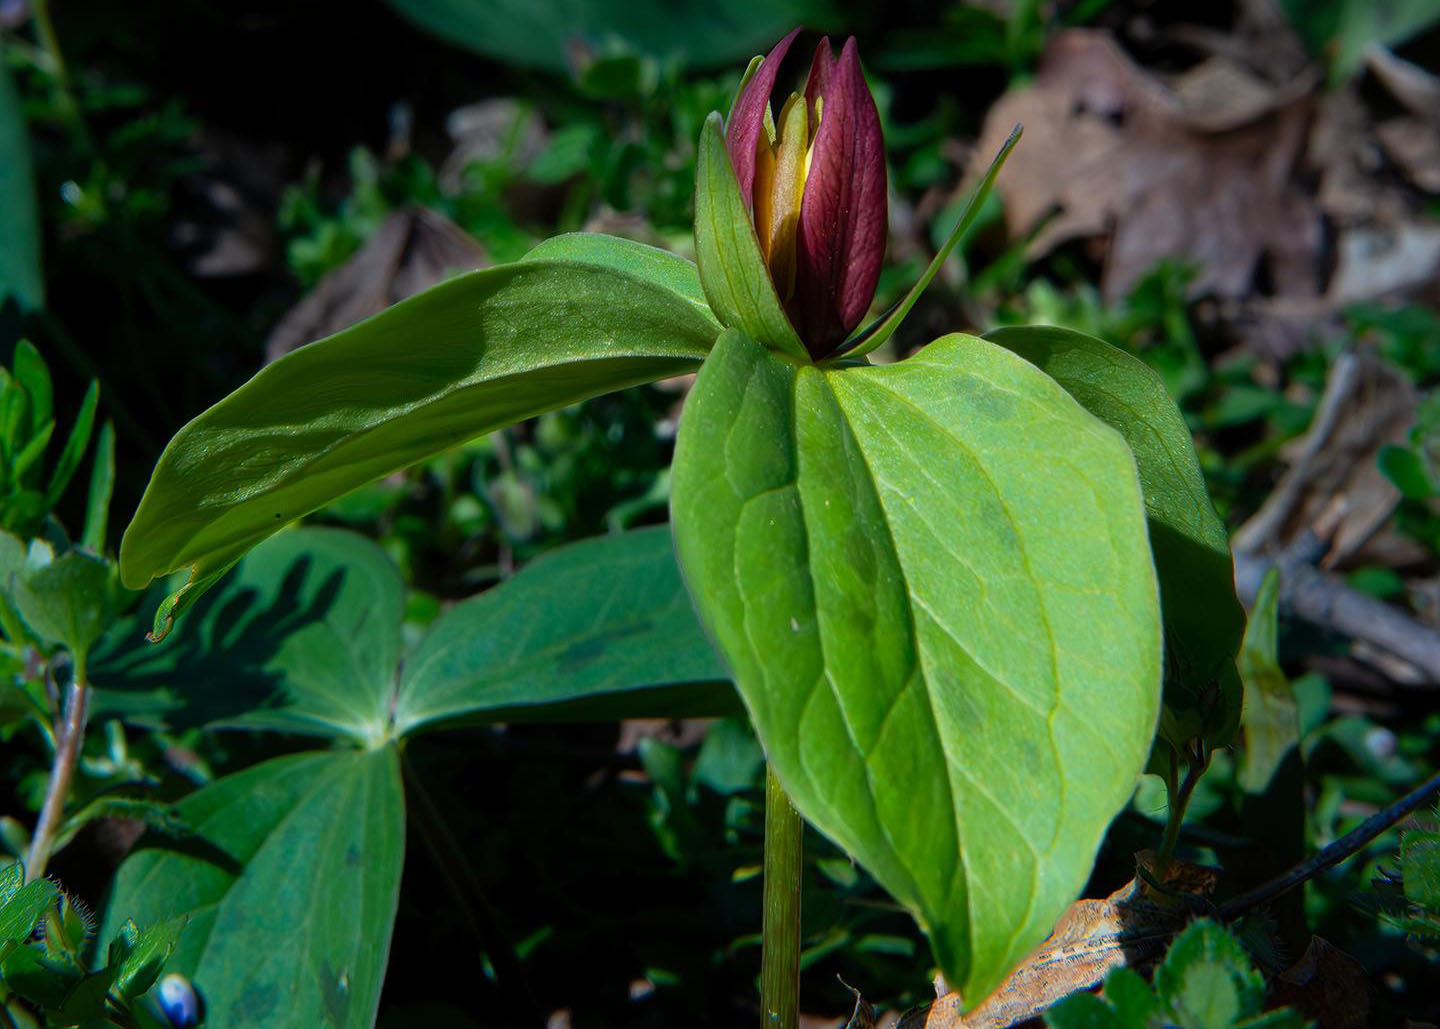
[95,26,1252,1026]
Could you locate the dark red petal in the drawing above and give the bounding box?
[793,37,887,357]
[724,27,802,205]
[803,37,834,127]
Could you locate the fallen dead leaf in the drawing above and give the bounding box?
[1234,350,1416,566]
[1367,45,1440,124]
[1376,118,1440,194]
[902,853,1217,1029]
[1271,936,1370,1029]
[970,29,1321,301]
[1328,221,1440,305]
[265,206,488,361]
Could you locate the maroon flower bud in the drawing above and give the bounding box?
[722,31,887,359]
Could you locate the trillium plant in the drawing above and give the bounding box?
[116,27,1245,1025]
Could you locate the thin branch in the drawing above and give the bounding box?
[1233,549,1440,682]
[1218,769,1440,920]
[25,669,90,882]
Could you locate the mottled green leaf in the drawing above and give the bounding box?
[98,526,732,742]
[671,329,1160,1000]
[94,528,402,745]
[393,526,733,736]
[119,258,720,638]
[693,113,808,360]
[380,0,831,72]
[101,749,404,1029]
[986,325,1244,745]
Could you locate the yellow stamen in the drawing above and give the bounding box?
[753,92,809,301]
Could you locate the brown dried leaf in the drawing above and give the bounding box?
[265,207,488,362]
[1367,46,1440,124]
[1234,351,1416,564]
[907,854,1217,1029]
[970,30,1320,301]
[1328,221,1440,306]
[1271,936,1370,1029]
[1376,118,1440,194]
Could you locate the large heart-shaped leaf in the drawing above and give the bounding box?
[119,247,721,638]
[0,59,42,313]
[101,749,404,1029]
[93,528,403,745]
[985,325,1244,745]
[393,525,733,735]
[671,329,1160,1002]
[96,526,732,741]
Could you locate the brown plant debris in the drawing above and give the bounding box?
[970,29,1320,302]
[905,853,1217,1029]
[265,206,488,362]
[1234,350,1415,566]
[1271,935,1371,1029]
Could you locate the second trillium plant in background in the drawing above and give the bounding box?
[117,24,1245,1027]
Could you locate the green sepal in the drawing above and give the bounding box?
[693,112,809,361]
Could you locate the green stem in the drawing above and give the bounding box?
[1156,745,1205,877]
[761,766,803,1029]
[25,656,89,882]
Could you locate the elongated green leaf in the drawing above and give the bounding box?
[82,420,116,552]
[845,124,1021,359]
[94,528,402,745]
[520,233,714,322]
[1233,566,1305,937]
[394,525,733,736]
[693,113,809,361]
[119,259,720,639]
[101,749,404,1029]
[985,325,1244,746]
[45,379,98,509]
[12,342,53,436]
[671,329,1160,1001]
[0,60,42,313]
[381,0,830,72]
[1237,569,1300,794]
